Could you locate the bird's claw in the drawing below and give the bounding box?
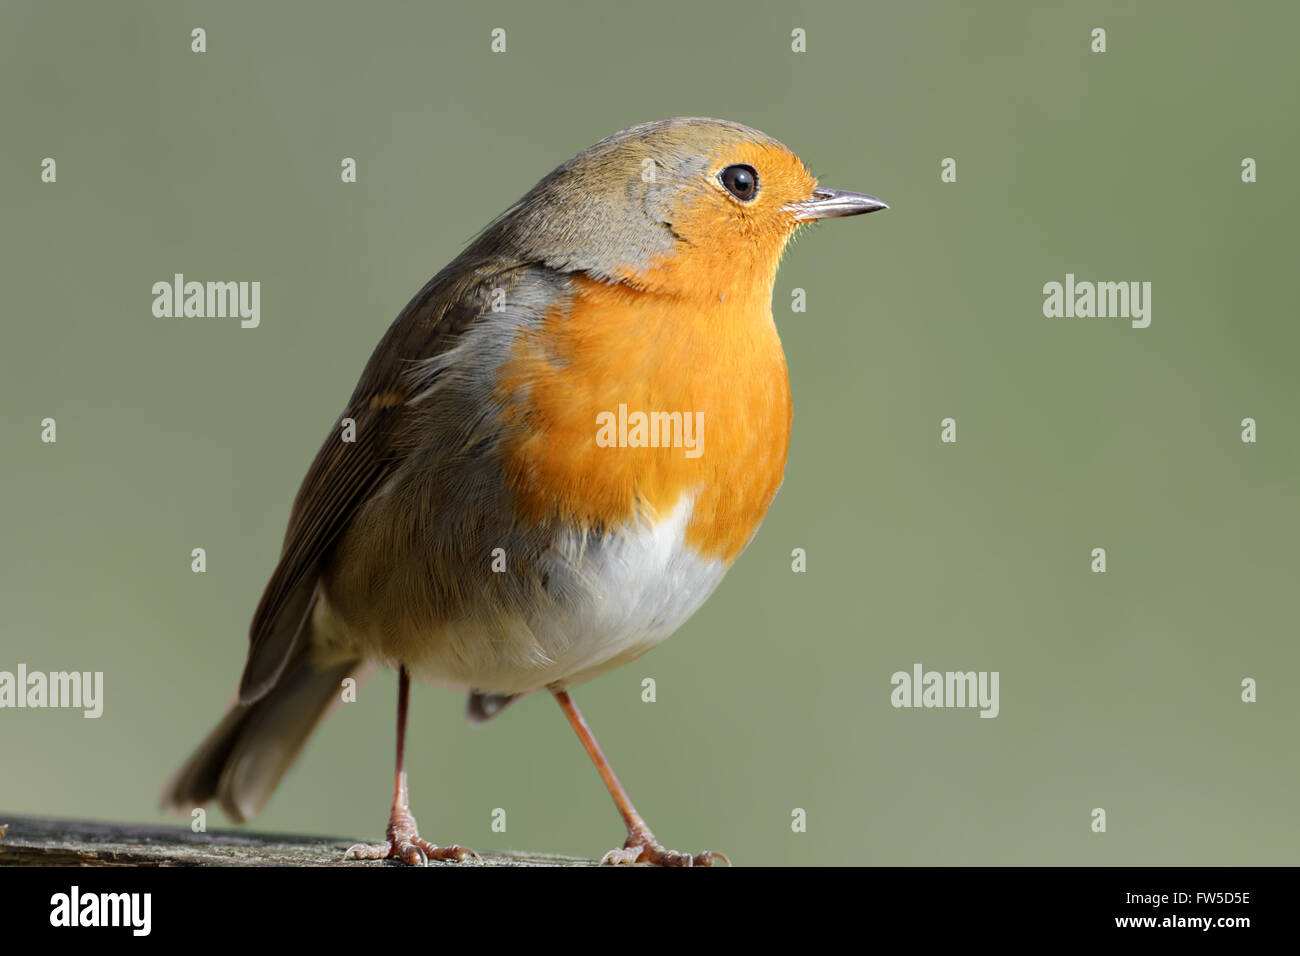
[343,808,479,865]
[345,836,479,866]
[600,835,730,867]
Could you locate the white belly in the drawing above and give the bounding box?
[321,495,728,696]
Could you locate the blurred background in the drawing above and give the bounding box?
[1,0,1297,865]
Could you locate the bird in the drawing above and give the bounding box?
[162,117,887,866]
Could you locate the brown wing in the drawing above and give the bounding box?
[237,259,518,704]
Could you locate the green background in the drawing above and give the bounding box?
[2,0,1296,866]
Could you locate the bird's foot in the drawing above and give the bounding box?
[344,805,479,866]
[600,827,730,867]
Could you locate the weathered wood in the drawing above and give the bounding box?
[0,814,596,866]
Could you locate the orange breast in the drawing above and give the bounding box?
[496,274,792,564]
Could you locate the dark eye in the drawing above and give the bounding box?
[719,164,759,201]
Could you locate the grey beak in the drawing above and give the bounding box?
[791,187,889,221]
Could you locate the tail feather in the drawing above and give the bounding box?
[162,651,371,823]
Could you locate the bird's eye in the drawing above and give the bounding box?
[719,164,759,202]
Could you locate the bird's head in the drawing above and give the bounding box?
[482,117,887,305]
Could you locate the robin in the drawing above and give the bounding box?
[162,117,887,866]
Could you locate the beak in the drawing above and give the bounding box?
[790,187,889,221]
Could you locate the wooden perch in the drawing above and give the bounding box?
[0,814,596,866]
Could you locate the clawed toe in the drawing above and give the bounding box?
[345,837,478,866]
[343,815,479,866]
[601,837,730,867]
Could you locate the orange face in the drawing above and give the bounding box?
[625,140,822,309]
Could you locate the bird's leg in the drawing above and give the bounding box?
[345,666,478,865]
[552,688,730,867]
